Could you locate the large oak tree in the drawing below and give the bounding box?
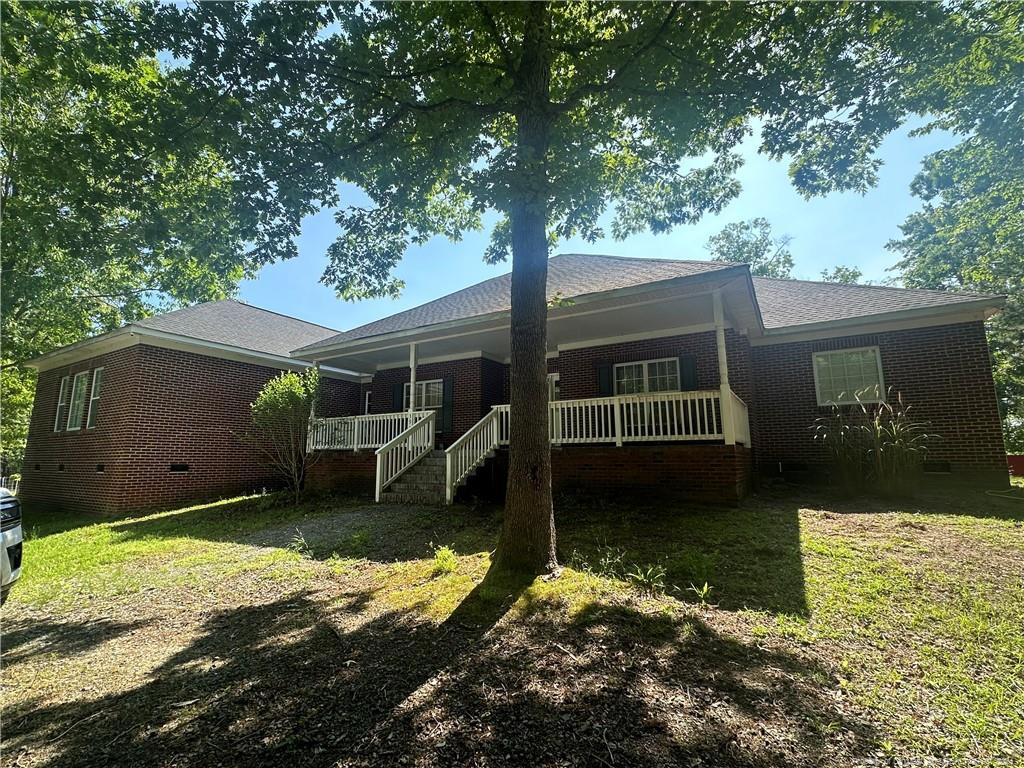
[162,1,999,573]
[0,0,318,465]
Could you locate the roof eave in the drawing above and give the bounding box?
[761,295,1004,338]
[26,325,364,381]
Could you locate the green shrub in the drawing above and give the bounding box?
[431,544,458,576]
[812,388,937,497]
[242,368,321,504]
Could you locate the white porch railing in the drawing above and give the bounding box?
[375,411,436,502]
[730,390,750,446]
[308,411,429,452]
[445,389,749,504]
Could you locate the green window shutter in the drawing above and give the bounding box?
[441,375,455,432]
[596,363,613,396]
[679,355,698,391]
[392,381,404,412]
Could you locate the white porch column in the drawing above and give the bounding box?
[713,291,737,446]
[408,342,417,413]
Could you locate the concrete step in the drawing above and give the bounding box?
[390,480,445,494]
[380,490,444,506]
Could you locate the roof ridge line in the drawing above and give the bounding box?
[221,298,341,333]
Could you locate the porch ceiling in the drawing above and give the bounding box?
[302,271,758,373]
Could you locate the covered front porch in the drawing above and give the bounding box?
[300,270,759,505]
[308,386,751,503]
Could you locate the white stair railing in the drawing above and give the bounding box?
[375,411,435,502]
[444,408,502,504]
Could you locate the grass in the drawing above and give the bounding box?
[4,485,1023,767]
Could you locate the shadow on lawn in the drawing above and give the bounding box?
[557,498,810,616]
[1,617,151,666]
[99,493,502,565]
[3,570,873,768]
[100,490,810,616]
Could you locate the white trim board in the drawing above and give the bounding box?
[556,322,722,352]
[28,327,365,381]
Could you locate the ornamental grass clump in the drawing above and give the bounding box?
[812,388,937,497]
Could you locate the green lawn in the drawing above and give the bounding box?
[3,486,1022,767]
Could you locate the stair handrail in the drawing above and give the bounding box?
[444,407,501,504]
[374,411,435,502]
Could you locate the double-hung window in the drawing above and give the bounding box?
[812,347,884,405]
[66,371,89,431]
[613,358,680,395]
[86,367,104,428]
[403,379,443,411]
[54,376,70,432]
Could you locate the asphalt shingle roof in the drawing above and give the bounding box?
[136,299,339,357]
[295,253,999,353]
[751,277,996,329]
[298,254,739,351]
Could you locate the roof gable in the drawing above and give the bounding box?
[298,254,739,351]
[135,299,339,356]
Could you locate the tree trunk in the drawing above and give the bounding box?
[493,3,557,575]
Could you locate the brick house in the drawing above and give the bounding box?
[22,254,1008,513]
[20,301,363,514]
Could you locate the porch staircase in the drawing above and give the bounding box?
[379,450,447,505]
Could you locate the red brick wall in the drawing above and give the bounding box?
[556,330,751,402]
[21,344,361,514]
[21,346,145,514]
[551,444,751,504]
[306,451,376,496]
[370,358,492,446]
[751,321,1007,483]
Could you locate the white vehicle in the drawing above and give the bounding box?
[1,487,23,605]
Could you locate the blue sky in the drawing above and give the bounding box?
[239,122,954,333]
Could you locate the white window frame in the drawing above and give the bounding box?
[403,379,444,411]
[54,376,70,432]
[86,367,104,429]
[812,346,885,406]
[613,357,680,395]
[364,390,372,415]
[66,371,89,431]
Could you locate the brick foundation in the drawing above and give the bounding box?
[550,444,752,504]
[305,451,376,497]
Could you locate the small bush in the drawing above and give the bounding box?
[812,388,937,497]
[431,544,458,576]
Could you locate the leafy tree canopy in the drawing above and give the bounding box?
[705,218,795,279]
[163,1,966,299]
[820,265,864,285]
[887,2,1023,449]
[0,0,318,465]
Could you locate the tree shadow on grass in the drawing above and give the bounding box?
[4,567,874,768]
[1,617,151,666]
[97,493,502,565]
[556,498,810,616]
